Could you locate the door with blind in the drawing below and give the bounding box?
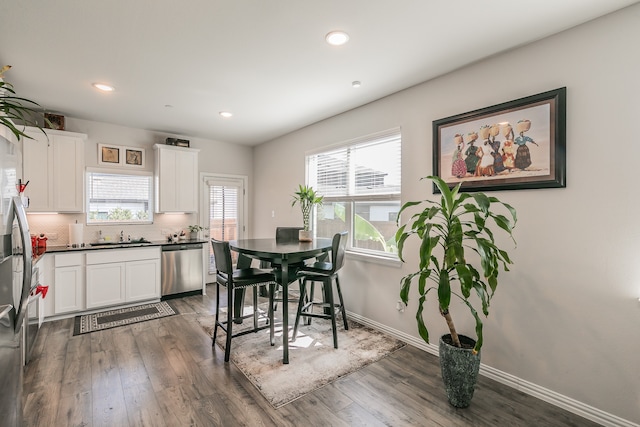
[201,174,246,281]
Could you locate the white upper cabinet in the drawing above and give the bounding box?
[154,144,199,213]
[23,127,86,212]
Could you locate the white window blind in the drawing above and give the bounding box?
[207,181,240,241]
[86,170,153,224]
[206,178,243,272]
[309,130,401,200]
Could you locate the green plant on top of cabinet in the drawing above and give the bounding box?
[154,144,199,213]
[23,127,87,212]
[0,65,49,140]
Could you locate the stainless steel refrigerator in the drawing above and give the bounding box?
[0,129,32,426]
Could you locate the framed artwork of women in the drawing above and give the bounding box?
[432,87,566,193]
[98,143,145,168]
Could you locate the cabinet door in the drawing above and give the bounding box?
[23,128,86,213]
[22,133,52,211]
[86,263,126,309]
[176,150,198,212]
[54,266,84,314]
[52,134,84,212]
[157,148,178,212]
[126,258,160,302]
[40,255,55,318]
[155,145,199,213]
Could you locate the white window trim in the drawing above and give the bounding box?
[85,167,154,226]
[200,172,249,239]
[307,127,402,263]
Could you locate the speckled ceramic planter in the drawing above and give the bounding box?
[439,334,481,408]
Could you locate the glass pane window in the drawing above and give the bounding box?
[352,201,401,253]
[309,128,401,258]
[206,179,243,272]
[209,184,239,242]
[86,171,153,224]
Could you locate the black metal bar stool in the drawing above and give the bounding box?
[292,231,348,348]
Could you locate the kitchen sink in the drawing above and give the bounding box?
[89,238,151,247]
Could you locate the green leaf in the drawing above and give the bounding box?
[418,270,429,295]
[456,264,473,298]
[400,273,416,303]
[437,269,451,311]
[397,200,425,222]
[472,193,491,213]
[395,225,409,261]
[416,294,430,344]
[473,281,490,316]
[419,232,437,270]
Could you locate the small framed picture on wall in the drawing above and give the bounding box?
[98,144,121,165]
[125,148,145,167]
[98,144,146,168]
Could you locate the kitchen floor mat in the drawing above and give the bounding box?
[73,301,178,335]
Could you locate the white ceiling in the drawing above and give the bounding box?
[1,1,637,146]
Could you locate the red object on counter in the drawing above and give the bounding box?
[36,235,47,255]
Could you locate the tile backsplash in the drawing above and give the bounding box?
[27,212,201,245]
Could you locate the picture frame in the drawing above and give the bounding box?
[432,87,566,193]
[125,148,145,167]
[98,144,145,168]
[44,113,65,131]
[98,144,120,165]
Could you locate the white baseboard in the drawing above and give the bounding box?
[347,312,639,427]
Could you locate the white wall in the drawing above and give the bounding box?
[27,117,255,244]
[253,5,640,425]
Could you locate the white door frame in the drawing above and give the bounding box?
[199,172,248,283]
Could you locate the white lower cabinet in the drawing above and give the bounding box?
[86,262,126,309]
[85,247,161,310]
[54,253,85,315]
[46,247,161,318]
[126,259,161,302]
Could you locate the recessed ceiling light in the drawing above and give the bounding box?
[219,111,233,118]
[352,81,361,88]
[92,83,115,92]
[325,31,349,46]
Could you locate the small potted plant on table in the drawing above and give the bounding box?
[395,176,517,408]
[291,184,323,242]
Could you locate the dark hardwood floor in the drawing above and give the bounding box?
[23,285,599,426]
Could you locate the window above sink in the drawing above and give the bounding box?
[86,168,154,225]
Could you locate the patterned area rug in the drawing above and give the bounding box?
[197,303,406,408]
[73,301,178,335]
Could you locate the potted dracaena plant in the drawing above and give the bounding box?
[0,65,49,140]
[395,175,516,408]
[291,184,323,242]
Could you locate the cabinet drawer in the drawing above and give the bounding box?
[86,247,160,265]
[54,253,84,267]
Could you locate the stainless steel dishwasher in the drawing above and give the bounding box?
[161,243,204,299]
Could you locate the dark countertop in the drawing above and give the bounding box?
[43,239,208,254]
